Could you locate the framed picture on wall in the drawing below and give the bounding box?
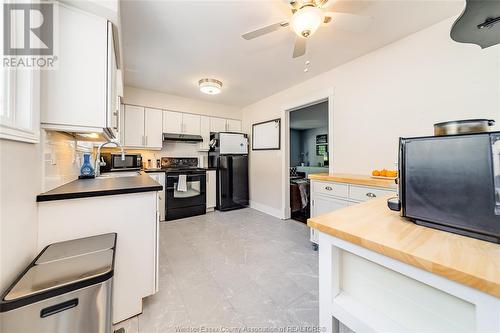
[316,134,327,144]
[252,118,281,150]
[316,144,328,156]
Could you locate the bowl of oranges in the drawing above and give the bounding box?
[371,169,398,179]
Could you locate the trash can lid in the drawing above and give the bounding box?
[36,233,116,265]
[1,249,114,312]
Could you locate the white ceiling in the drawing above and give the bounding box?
[121,0,463,107]
[290,101,328,130]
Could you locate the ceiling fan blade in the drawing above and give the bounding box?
[324,12,373,32]
[293,37,306,58]
[242,21,289,40]
[318,0,338,9]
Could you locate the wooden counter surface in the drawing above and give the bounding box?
[308,197,500,298]
[308,173,396,189]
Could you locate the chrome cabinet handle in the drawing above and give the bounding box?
[325,186,333,191]
[366,192,376,198]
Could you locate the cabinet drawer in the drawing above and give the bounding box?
[349,185,394,202]
[313,181,348,198]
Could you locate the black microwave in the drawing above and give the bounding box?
[388,132,500,243]
[100,153,142,172]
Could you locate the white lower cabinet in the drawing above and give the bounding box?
[37,191,159,324]
[310,180,396,245]
[147,172,166,221]
[207,170,216,211]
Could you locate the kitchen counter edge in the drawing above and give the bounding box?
[308,172,396,188]
[307,197,500,298]
[37,174,163,202]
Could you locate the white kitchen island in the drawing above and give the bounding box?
[37,174,162,324]
[308,197,500,333]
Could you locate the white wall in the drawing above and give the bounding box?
[124,86,242,120]
[242,17,500,217]
[0,140,41,291]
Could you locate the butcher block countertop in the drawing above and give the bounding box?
[308,173,396,189]
[307,197,500,298]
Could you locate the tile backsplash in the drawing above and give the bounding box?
[42,131,92,191]
[105,141,208,168]
[42,133,209,191]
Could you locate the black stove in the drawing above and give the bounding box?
[161,167,206,174]
[160,157,207,221]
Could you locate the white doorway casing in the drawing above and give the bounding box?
[281,88,335,220]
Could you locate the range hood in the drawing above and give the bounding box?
[163,133,203,142]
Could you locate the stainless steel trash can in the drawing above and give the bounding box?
[0,233,116,333]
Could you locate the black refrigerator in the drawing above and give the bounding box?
[209,132,249,211]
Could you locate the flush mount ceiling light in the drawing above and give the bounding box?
[199,78,223,95]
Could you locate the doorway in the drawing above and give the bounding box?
[288,101,329,223]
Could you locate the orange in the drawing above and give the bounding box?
[380,169,388,177]
[386,170,398,177]
[372,170,380,176]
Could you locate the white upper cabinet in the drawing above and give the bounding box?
[41,3,119,138]
[124,105,162,149]
[210,117,227,133]
[182,113,201,135]
[162,110,183,134]
[144,108,163,149]
[162,111,200,135]
[124,105,145,147]
[200,116,210,151]
[227,119,242,132]
[209,117,242,133]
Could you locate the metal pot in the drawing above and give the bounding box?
[434,119,495,136]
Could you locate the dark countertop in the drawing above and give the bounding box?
[143,168,164,173]
[144,167,217,172]
[37,173,163,202]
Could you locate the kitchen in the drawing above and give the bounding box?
[0,1,499,333]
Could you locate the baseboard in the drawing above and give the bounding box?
[249,201,284,219]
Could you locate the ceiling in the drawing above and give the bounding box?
[120,0,463,107]
[290,101,328,130]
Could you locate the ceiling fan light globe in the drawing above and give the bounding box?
[290,6,323,38]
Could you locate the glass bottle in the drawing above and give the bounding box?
[80,153,95,177]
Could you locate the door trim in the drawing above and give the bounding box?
[281,87,335,220]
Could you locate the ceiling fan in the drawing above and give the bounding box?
[242,0,371,58]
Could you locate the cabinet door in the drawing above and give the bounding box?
[162,110,183,134]
[41,4,107,129]
[200,115,210,151]
[124,105,145,147]
[148,172,165,221]
[210,117,227,133]
[145,108,163,149]
[106,21,118,138]
[207,170,217,209]
[182,113,201,135]
[312,195,349,217]
[226,119,242,132]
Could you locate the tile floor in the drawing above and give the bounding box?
[115,208,319,333]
